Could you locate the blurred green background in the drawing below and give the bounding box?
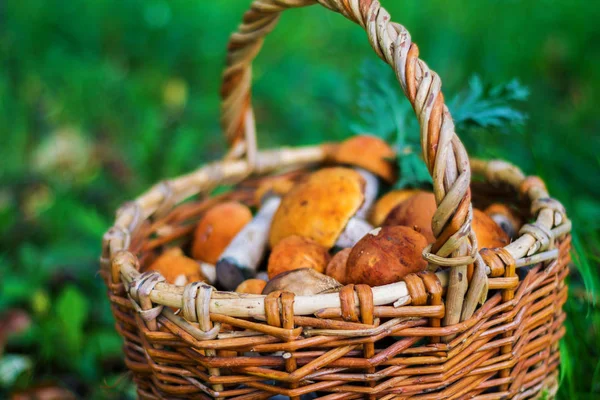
[1,0,599,399]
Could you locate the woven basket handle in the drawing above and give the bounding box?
[220,0,478,327]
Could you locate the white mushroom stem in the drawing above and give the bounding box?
[333,168,377,248]
[216,195,281,290]
[255,271,269,282]
[199,262,216,285]
[173,274,188,287]
[355,168,379,219]
[489,213,517,238]
[335,217,374,248]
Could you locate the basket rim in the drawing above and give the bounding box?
[100,143,571,319]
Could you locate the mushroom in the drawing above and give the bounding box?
[262,268,342,296]
[369,189,420,227]
[473,209,510,249]
[335,217,375,248]
[147,247,205,286]
[382,191,437,243]
[267,235,331,279]
[253,175,296,206]
[484,203,522,239]
[269,167,372,249]
[191,201,252,264]
[346,226,428,286]
[325,248,352,285]
[216,177,294,291]
[255,271,269,282]
[198,262,217,285]
[332,135,397,219]
[235,279,267,295]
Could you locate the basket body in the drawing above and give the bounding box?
[101,156,570,400]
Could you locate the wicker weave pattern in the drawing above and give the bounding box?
[100,0,572,398]
[101,155,570,399]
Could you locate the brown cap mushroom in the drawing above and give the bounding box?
[269,167,367,248]
[382,191,436,243]
[147,247,204,286]
[235,279,267,295]
[325,248,352,285]
[332,135,397,183]
[484,203,522,239]
[191,201,252,264]
[473,209,510,249]
[262,268,342,296]
[267,235,331,279]
[369,189,420,227]
[216,178,294,291]
[346,226,428,286]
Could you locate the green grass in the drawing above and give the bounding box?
[0,0,598,398]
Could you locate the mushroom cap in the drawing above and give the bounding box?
[192,201,253,264]
[262,268,342,296]
[325,248,352,285]
[267,235,331,279]
[382,191,436,243]
[333,135,397,183]
[269,167,366,248]
[369,189,421,226]
[235,279,267,294]
[147,247,204,285]
[484,203,522,238]
[473,209,510,249]
[254,175,296,205]
[346,226,428,286]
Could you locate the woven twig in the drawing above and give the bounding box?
[103,150,570,398]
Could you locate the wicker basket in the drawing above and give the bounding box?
[100,1,572,398]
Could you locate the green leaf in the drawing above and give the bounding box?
[449,75,529,131]
[396,153,433,189]
[350,60,430,189]
[348,61,529,189]
[55,285,89,358]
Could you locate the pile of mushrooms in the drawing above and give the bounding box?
[146,134,517,305]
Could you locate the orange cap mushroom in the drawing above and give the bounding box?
[332,135,397,183]
[325,248,352,285]
[346,226,428,286]
[147,248,204,286]
[269,167,368,248]
[216,178,294,291]
[484,203,522,239]
[369,189,421,226]
[267,235,331,279]
[235,279,267,295]
[191,201,252,264]
[473,209,510,249]
[382,191,436,243]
